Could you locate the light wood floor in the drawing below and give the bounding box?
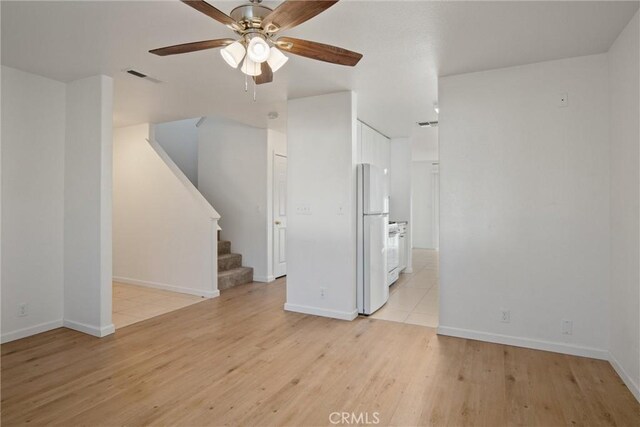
[2,278,638,426]
[112,282,204,328]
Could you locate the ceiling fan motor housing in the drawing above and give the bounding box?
[230,3,273,30]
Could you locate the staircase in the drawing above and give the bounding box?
[217,240,253,290]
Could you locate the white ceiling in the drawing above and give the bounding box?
[2,1,637,137]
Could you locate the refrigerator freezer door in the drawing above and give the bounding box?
[363,214,389,314]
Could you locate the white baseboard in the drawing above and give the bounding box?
[609,352,640,402]
[63,320,115,337]
[254,275,275,283]
[1,319,64,343]
[284,303,358,321]
[437,325,609,360]
[402,268,413,274]
[113,276,220,298]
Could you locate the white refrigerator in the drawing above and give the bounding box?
[357,163,389,315]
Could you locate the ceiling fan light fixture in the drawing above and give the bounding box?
[247,37,271,63]
[267,47,289,72]
[150,0,365,89]
[241,57,262,76]
[220,41,246,68]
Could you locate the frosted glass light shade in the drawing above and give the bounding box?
[220,41,246,68]
[241,57,262,76]
[267,47,288,72]
[247,37,270,63]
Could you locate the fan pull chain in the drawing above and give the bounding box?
[253,61,257,102]
[244,72,248,92]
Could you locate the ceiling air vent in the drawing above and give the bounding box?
[418,121,438,128]
[124,69,163,84]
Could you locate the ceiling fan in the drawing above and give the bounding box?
[149,0,363,86]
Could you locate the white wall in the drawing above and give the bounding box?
[113,123,219,298]
[389,137,413,271]
[198,117,269,281]
[438,54,611,359]
[285,91,358,320]
[64,75,114,337]
[389,138,411,222]
[411,127,439,161]
[608,11,639,401]
[412,161,439,249]
[155,118,199,186]
[1,68,115,342]
[1,66,65,342]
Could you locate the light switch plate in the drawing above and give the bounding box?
[295,204,312,215]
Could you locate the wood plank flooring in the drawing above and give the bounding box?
[2,278,639,426]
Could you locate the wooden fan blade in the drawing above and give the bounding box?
[181,0,239,29]
[276,37,362,66]
[262,0,339,33]
[149,39,234,56]
[253,62,274,85]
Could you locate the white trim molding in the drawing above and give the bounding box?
[1,319,64,344]
[284,303,358,321]
[609,352,640,402]
[437,325,609,360]
[113,276,219,298]
[63,320,115,338]
[147,138,220,221]
[253,275,276,283]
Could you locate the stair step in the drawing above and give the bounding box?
[218,253,242,271]
[218,240,231,255]
[218,267,253,290]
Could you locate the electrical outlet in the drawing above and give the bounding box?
[562,319,573,335]
[500,309,510,323]
[18,303,28,317]
[320,288,327,299]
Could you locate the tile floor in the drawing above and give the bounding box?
[112,282,205,329]
[370,248,439,327]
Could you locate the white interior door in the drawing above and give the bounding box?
[273,154,287,278]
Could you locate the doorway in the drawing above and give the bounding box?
[370,160,440,328]
[273,154,287,278]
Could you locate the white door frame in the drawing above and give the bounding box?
[432,162,440,250]
[272,153,287,278]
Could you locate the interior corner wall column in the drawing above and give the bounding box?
[607,10,640,401]
[285,91,358,320]
[64,75,114,337]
